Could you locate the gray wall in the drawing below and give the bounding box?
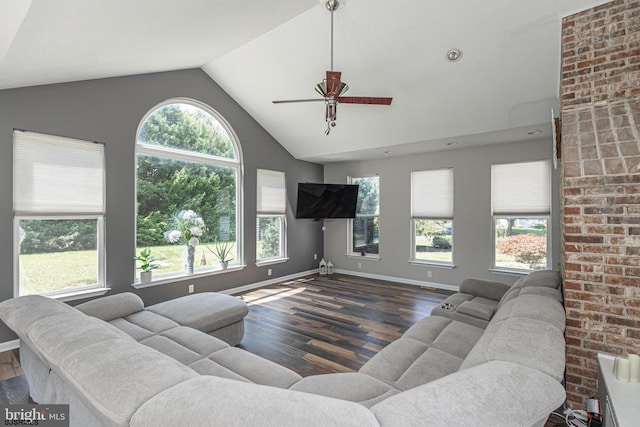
[0,69,323,342]
[323,139,560,288]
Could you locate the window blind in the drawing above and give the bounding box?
[13,130,105,215]
[411,168,453,219]
[257,169,286,214]
[492,160,551,215]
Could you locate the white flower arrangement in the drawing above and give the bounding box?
[164,210,206,247]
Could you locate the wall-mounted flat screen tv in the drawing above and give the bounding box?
[296,183,359,220]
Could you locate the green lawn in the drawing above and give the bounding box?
[19,242,238,295]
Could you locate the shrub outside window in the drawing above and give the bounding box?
[13,131,106,297]
[350,176,380,256]
[492,160,551,272]
[136,99,242,279]
[411,168,454,265]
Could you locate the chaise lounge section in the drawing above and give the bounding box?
[0,269,566,426]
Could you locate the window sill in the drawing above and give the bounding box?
[131,265,246,289]
[488,268,532,276]
[256,257,289,267]
[45,287,111,303]
[409,260,455,269]
[346,253,380,261]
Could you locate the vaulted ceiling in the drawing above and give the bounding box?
[1,0,608,163]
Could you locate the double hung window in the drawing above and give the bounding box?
[411,168,454,265]
[13,131,106,297]
[256,169,287,263]
[492,160,551,272]
[349,176,380,256]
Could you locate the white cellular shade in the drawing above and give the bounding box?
[411,168,453,218]
[257,169,286,214]
[492,160,551,215]
[13,131,105,214]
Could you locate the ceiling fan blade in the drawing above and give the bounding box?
[338,96,393,105]
[326,71,342,97]
[272,99,325,104]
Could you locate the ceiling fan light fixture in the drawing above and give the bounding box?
[315,81,327,97]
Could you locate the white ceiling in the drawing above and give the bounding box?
[1,0,607,163]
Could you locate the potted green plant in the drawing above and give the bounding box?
[208,240,234,270]
[134,247,159,283]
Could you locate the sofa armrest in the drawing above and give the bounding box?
[370,361,565,427]
[459,278,511,301]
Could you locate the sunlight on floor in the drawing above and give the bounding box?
[242,286,307,306]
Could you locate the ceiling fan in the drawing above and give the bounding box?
[272,0,393,135]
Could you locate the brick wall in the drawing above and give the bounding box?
[561,0,640,408]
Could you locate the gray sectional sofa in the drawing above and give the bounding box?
[0,270,566,426]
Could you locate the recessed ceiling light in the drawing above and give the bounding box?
[446,141,458,146]
[446,49,462,62]
[527,130,543,135]
[383,150,394,154]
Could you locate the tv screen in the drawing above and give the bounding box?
[296,183,359,220]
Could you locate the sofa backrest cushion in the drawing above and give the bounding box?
[460,294,566,381]
[497,270,562,309]
[130,376,382,427]
[75,292,145,321]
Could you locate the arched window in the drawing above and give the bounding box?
[135,99,242,281]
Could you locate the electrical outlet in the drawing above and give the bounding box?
[188,284,194,293]
[268,268,272,276]
[357,263,362,270]
[427,271,432,278]
[314,253,317,260]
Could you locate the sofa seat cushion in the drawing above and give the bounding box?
[137,325,301,388]
[109,311,181,341]
[147,292,248,336]
[58,338,196,427]
[289,372,399,407]
[359,316,484,390]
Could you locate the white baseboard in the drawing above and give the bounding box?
[333,269,460,292]
[0,339,19,353]
[220,269,319,295]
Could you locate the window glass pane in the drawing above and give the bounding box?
[352,216,379,255]
[18,218,99,296]
[138,103,236,160]
[414,220,452,263]
[257,216,283,260]
[136,155,237,275]
[494,218,548,271]
[353,177,379,215]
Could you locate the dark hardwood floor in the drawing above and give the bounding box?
[236,273,452,375]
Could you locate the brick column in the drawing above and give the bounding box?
[560,0,640,408]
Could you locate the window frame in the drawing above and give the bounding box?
[134,98,244,284]
[491,160,552,273]
[256,214,288,266]
[255,168,288,265]
[13,131,108,300]
[347,175,380,259]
